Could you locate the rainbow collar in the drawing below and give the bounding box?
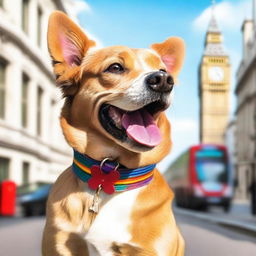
[72,150,156,193]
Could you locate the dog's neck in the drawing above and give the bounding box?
[72,150,156,194]
[61,113,172,169]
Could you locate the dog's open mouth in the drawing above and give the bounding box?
[99,101,167,148]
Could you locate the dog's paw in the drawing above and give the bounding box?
[111,242,154,256]
[111,242,141,256]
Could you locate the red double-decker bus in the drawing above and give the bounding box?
[165,144,233,211]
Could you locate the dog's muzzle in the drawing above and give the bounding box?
[146,71,174,93]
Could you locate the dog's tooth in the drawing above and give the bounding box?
[109,106,122,128]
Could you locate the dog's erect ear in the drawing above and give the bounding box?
[47,11,95,93]
[151,37,185,77]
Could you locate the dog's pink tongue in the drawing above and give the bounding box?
[122,109,162,147]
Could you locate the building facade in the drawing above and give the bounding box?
[224,119,236,196]
[235,1,256,201]
[198,12,231,144]
[0,0,73,186]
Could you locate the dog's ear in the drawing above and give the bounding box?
[47,11,95,94]
[151,37,185,77]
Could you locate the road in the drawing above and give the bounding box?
[0,217,45,256]
[175,214,256,256]
[0,214,255,256]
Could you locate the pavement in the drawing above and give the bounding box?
[174,200,256,235]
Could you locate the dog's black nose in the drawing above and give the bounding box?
[146,71,174,93]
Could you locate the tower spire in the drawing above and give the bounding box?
[211,0,216,15]
[204,0,226,56]
[207,0,220,33]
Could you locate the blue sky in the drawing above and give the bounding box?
[74,0,251,171]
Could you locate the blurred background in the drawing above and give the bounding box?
[0,0,255,255]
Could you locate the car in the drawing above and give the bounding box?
[18,183,52,217]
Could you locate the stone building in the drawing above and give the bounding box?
[0,0,74,186]
[234,1,256,201]
[198,11,231,144]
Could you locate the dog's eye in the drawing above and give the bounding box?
[159,69,167,73]
[105,63,125,74]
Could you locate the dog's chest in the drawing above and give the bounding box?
[85,188,143,255]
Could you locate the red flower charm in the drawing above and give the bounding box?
[88,165,120,194]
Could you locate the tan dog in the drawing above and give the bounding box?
[42,11,185,256]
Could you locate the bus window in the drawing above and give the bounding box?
[196,158,228,183]
[195,149,228,191]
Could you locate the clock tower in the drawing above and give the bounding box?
[198,8,230,144]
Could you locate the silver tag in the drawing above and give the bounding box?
[89,185,102,214]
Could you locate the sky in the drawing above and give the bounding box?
[73,0,252,172]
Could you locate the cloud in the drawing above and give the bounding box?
[65,0,104,47]
[170,118,198,162]
[156,117,198,173]
[74,0,92,14]
[70,0,92,16]
[193,0,251,33]
[171,118,198,132]
[64,0,92,22]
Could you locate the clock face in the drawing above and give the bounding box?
[208,66,224,82]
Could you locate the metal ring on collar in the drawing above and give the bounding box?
[100,158,120,171]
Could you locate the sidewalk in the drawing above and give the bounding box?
[174,200,256,235]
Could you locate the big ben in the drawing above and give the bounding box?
[199,9,230,144]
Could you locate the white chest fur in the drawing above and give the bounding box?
[85,187,143,256]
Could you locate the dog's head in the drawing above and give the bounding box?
[47,11,185,168]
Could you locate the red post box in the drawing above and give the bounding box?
[0,180,16,216]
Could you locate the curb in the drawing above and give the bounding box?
[174,207,256,235]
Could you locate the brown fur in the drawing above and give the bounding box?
[42,11,185,256]
[129,171,184,255]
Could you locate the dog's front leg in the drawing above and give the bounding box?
[42,223,90,256]
[42,168,94,256]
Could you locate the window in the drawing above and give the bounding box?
[37,87,43,135]
[0,157,9,182]
[21,73,29,128]
[0,59,7,119]
[22,0,29,34]
[37,7,42,47]
[22,162,29,184]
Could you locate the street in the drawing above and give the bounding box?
[0,212,255,256]
[176,214,256,256]
[0,217,44,256]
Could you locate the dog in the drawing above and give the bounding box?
[42,11,185,256]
